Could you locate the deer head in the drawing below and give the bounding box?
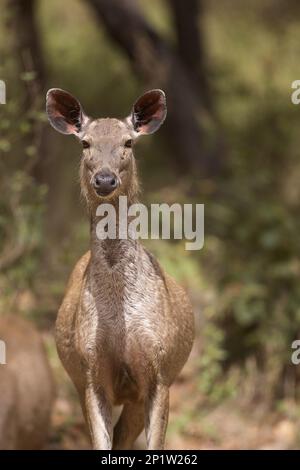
[46,88,167,208]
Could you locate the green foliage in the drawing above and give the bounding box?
[197,3,300,402]
[0,18,47,311]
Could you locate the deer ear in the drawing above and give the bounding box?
[46,88,89,135]
[130,89,167,135]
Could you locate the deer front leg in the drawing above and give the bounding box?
[85,377,112,450]
[145,383,169,450]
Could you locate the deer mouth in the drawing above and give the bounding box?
[94,187,118,199]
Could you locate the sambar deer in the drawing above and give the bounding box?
[46,88,194,450]
[0,315,54,449]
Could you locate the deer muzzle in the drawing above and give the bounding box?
[93,170,118,196]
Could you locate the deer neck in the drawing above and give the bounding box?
[89,194,139,272]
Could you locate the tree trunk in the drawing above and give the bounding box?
[0,0,49,272]
[168,0,212,113]
[8,0,48,182]
[87,0,216,174]
[9,0,45,108]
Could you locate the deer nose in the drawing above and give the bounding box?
[93,171,118,195]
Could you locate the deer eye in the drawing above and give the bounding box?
[81,140,90,149]
[125,139,132,148]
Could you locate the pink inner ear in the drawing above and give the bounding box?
[65,122,80,134]
[140,106,165,128]
[47,89,85,135]
[132,90,167,135]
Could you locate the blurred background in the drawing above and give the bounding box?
[1,0,300,449]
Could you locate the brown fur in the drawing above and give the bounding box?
[48,89,195,449]
[0,316,55,449]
